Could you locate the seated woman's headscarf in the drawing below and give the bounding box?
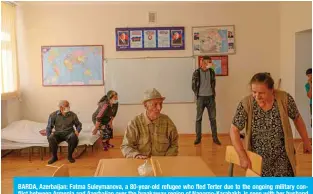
[92,90,118,125]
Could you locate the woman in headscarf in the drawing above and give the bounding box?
[92,90,119,151]
[230,72,311,176]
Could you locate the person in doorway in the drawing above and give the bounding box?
[305,68,312,124]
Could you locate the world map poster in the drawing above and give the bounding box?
[41,45,104,86]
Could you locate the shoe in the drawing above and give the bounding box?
[107,143,114,148]
[48,157,58,164]
[194,139,201,145]
[103,146,108,151]
[102,141,108,147]
[213,137,221,145]
[68,157,75,163]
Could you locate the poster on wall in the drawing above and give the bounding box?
[130,30,143,48]
[157,30,170,48]
[193,25,235,56]
[198,56,228,76]
[117,31,129,48]
[116,27,185,51]
[41,45,104,86]
[144,30,157,48]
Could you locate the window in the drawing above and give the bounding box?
[1,2,19,100]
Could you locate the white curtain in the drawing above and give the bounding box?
[1,2,19,99]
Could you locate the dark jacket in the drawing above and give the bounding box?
[192,68,216,98]
[92,102,119,125]
[46,111,82,137]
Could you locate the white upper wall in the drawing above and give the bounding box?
[1,99,21,128]
[280,1,312,95]
[279,1,312,137]
[295,30,312,138]
[16,2,281,135]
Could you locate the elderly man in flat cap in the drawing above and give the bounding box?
[121,88,179,159]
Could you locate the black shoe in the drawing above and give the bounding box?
[213,138,221,145]
[48,157,58,164]
[68,157,75,163]
[194,139,201,145]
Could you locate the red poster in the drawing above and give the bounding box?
[197,56,228,76]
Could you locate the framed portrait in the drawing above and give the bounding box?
[171,30,183,46]
[117,31,129,47]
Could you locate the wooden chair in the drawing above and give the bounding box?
[295,142,312,176]
[245,168,260,177]
[225,145,262,176]
[51,164,70,177]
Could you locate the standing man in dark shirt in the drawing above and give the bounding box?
[192,56,221,145]
[46,100,82,164]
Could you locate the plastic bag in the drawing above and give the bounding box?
[137,160,153,176]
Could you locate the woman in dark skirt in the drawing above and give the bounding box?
[92,90,119,151]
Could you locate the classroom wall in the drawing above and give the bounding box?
[279,1,312,137]
[295,30,312,138]
[280,1,312,94]
[16,2,281,136]
[1,99,21,128]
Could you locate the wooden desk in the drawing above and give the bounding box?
[94,158,143,176]
[151,156,215,176]
[94,156,215,177]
